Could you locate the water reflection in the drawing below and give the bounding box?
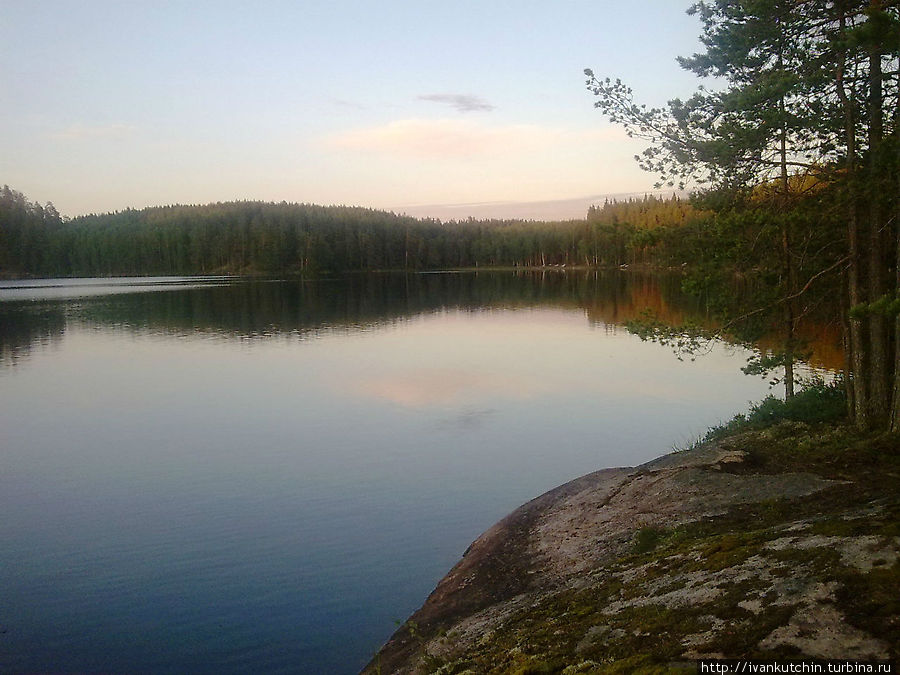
[0,278,237,324]
[0,304,67,367]
[0,272,839,675]
[351,368,540,407]
[0,271,843,373]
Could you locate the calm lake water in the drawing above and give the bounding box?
[0,273,814,673]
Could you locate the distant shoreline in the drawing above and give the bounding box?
[0,264,683,282]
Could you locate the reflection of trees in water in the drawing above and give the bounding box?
[69,271,707,339]
[755,321,843,374]
[0,305,66,367]
[581,273,706,329]
[0,271,843,370]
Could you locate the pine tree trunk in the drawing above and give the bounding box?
[779,93,796,400]
[849,199,870,428]
[866,22,889,426]
[781,215,796,401]
[836,4,870,428]
[891,56,900,431]
[892,202,900,430]
[841,269,856,418]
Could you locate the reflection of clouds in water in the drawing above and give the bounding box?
[434,407,499,432]
[348,369,543,407]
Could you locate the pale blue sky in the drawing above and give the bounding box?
[1,1,706,219]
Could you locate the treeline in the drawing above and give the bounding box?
[0,186,66,276]
[587,0,899,431]
[0,186,709,277]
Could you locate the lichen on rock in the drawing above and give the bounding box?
[364,423,900,674]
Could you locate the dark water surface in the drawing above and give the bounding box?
[0,273,797,673]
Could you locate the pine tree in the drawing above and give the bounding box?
[586,0,900,428]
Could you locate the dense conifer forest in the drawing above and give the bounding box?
[0,185,703,277]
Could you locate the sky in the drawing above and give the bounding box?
[1,1,708,220]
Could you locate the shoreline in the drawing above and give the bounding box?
[365,419,900,673]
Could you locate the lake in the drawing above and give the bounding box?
[0,272,823,673]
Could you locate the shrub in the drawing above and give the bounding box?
[696,380,846,449]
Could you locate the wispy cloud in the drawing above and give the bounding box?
[50,123,137,141]
[418,93,495,113]
[330,98,366,110]
[327,118,567,159]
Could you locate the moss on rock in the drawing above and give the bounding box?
[365,419,900,674]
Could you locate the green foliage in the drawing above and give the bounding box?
[746,382,846,425]
[625,310,714,361]
[0,185,66,276]
[587,1,900,430]
[701,381,847,447]
[625,186,845,396]
[632,527,665,554]
[850,293,900,320]
[0,189,714,278]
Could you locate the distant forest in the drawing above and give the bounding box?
[0,185,703,277]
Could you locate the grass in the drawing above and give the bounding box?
[682,381,848,452]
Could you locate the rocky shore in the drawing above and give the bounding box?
[364,421,900,674]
